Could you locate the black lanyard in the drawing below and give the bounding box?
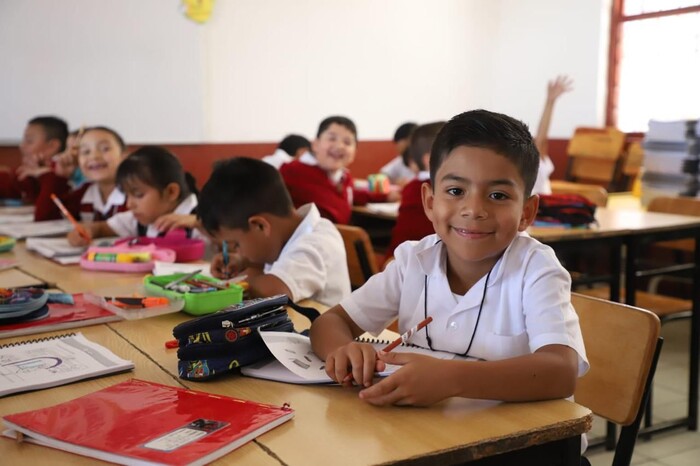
[423,268,492,357]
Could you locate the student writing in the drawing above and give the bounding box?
[200,157,351,307]
[280,116,400,225]
[310,109,588,406]
[67,146,201,246]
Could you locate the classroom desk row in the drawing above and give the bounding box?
[0,243,592,465]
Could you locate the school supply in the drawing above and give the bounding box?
[240,331,459,384]
[365,201,400,216]
[80,243,176,272]
[0,293,121,339]
[145,272,243,315]
[116,230,206,262]
[50,193,90,242]
[2,379,294,465]
[25,237,86,265]
[0,332,134,397]
[0,287,49,324]
[536,193,597,227]
[172,295,320,380]
[0,258,18,271]
[84,293,184,320]
[0,236,16,252]
[152,260,214,277]
[0,219,73,239]
[367,173,391,194]
[0,213,34,224]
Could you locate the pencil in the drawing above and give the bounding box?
[382,316,433,352]
[50,193,91,242]
[222,241,230,278]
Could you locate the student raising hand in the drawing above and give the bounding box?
[547,75,574,102]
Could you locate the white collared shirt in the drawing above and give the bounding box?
[341,233,589,376]
[107,193,203,239]
[264,204,351,306]
[532,155,555,195]
[380,155,415,184]
[80,184,126,222]
[262,148,294,169]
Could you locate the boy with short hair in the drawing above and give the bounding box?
[379,122,418,186]
[262,134,311,169]
[310,109,588,406]
[201,157,351,307]
[383,121,444,262]
[280,116,399,225]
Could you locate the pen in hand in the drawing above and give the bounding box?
[221,241,230,278]
[50,193,91,242]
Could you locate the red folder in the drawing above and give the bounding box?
[3,379,294,465]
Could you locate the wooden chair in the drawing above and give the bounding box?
[550,180,609,207]
[572,293,662,466]
[335,224,379,290]
[565,127,626,191]
[619,141,644,191]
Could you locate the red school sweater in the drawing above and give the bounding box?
[280,160,387,225]
[34,182,127,222]
[384,178,435,261]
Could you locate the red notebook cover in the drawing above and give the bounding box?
[2,379,294,466]
[0,293,120,339]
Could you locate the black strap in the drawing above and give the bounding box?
[287,300,321,323]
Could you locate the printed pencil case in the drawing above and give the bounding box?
[80,244,176,273]
[0,288,49,322]
[143,273,244,315]
[115,231,205,262]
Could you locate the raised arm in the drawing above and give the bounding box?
[534,75,574,158]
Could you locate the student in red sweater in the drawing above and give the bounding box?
[384,122,445,262]
[35,127,127,222]
[280,116,399,224]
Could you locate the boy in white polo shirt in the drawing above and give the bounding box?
[200,157,351,307]
[310,109,588,406]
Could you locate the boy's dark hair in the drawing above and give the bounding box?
[278,134,310,156]
[198,157,294,233]
[317,116,357,141]
[393,122,417,142]
[28,116,69,151]
[83,126,126,151]
[407,122,445,172]
[116,146,196,201]
[430,109,540,196]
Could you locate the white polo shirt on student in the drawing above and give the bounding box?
[532,155,555,195]
[79,183,126,222]
[341,233,589,376]
[107,193,204,239]
[380,155,414,184]
[264,203,351,307]
[262,148,294,169]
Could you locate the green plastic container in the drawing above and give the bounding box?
[143,273,243,316]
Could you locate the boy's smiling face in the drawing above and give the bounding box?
[422,145,538,279]
[312,123,357,172]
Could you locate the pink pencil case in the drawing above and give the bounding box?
[115,231,205,262]
[80,244,176,273]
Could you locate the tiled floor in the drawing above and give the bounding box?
[586,319,700,465]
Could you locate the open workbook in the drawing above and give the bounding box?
[240,331,463,384]
[0,332,133,397]
[2,379,294,466]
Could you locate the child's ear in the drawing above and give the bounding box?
[163,182,181,202]
[47,138,62,156]
[518,194,539,231]
[421,182,436,222]
[248,215,271,236]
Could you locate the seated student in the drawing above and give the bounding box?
[201,157,351,307]
[379,122,418,186]
[0,116,70,203]
[532,75,574,195]
[280,116,399,225]
[52,128,88,189]
[384,122,444,263]
[67,146,202,246]
[309,109,588,407]
[34,126,127,221]
[262,134,311,169]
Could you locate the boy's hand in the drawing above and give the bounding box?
[153,213,197,233]
[324,342,385,388]
[67,227,91,247]
[210,252,246,279]
[547,75,574,102]
[53,145,79,178]
[359,352,453,406]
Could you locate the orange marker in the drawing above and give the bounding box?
[50,193,91,242]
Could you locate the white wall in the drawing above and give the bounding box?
[0,0,610,144]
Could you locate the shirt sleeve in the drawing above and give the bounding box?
[266,240,327,302]
[106,211,138,237]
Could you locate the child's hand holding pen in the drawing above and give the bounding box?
[209,247,247,280]
[325,342,386,388]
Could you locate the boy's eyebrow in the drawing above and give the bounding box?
[439,173,518,188]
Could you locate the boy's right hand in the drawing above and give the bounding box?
[67,227,91,247]
[210,252,245,279]
[324,342,386,388]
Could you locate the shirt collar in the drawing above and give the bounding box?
[174,193,198,215]
[417,171,430,181]
[299,151,345,184]
[81,183,126,215]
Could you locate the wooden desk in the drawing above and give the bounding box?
[5,243,593,465]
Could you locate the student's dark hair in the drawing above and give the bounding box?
[278,134,310,156]
[430,109,540,196]
[83,126,126,151]
[407,122,445,171]
[317,116,357,141]
[198,157,294,233]
[394,122,417,142]
[116,146,195,201]
[28,116,69,151]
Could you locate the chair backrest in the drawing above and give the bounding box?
[647,196,700,252]
[572,293,662,465]
[335,224,379,289]
[566,127,626,189]
[550,180,609,207]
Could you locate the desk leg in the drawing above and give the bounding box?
[690,234,700,430]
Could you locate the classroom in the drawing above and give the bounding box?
[1,1,699,465]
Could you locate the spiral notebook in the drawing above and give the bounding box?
[240,331,459,384]
[0,332,134,397]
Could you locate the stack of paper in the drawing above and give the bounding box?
[0,219,73,239]
[26,237,86,265]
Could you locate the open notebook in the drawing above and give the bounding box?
[0,220,73,239]
[240,331,462,384]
